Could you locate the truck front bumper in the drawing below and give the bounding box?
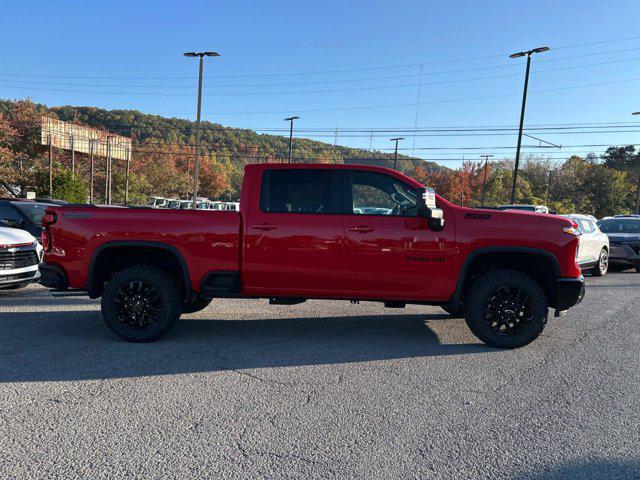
[556,276,585,313]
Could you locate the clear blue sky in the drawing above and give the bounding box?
[1,0,639,167]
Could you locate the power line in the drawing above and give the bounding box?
[4,46,638,89]
[3,56,639,95]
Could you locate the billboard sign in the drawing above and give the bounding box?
[40,117,131,160]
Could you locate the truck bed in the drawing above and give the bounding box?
[44,205,241,293]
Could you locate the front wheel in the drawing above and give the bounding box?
[101,265,183,342]
[591,248,608,277]
[464,270,548,349]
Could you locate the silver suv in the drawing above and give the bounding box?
[0,226,42,291]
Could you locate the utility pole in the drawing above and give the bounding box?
[125,147,131,205]
[48,133,53,198]
[546,169,553,206]
[633,112,640,213]
[184,51,220,208]
[105,136,111,205]
[89,139,95,204]
[480,154,494,206]
[285,116,300,163]
[70,134,75,176]
[390,137,404,170]
[509,46,550,204]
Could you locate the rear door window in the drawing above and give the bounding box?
[260,169,339,214]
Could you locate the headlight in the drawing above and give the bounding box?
[563,225,581,236]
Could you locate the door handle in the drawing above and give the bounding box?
[252,223,277,231]
[349,225,374,233]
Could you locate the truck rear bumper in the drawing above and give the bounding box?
[556,276,585,312]
[39,264,68,290]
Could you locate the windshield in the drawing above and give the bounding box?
[597,218,640,233]
[13,202,50,225]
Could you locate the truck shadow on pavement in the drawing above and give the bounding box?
[0,309,490,382]
[516,458,640,480]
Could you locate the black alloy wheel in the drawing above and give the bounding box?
[114,280,163,330]
[483,286,534,335]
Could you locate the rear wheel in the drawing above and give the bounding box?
[101,265,182,342]
[590,248,608,277]
[464,270,548,349]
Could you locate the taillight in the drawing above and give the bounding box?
[41,230,52,252]
[41,211,56,252]
[563,221,581,236]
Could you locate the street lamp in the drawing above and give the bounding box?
[509,46,550,204]
[184,51,220,208]
[480,154,493,206]
[284,116,300,163]
[390,137,404,170]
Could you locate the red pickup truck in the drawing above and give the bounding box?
[39,163,584,348]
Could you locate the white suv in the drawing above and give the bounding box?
[0,226,42,291]
[565,214,609,276]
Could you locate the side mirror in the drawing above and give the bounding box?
[417,187,445,231]
[1,218,23,228]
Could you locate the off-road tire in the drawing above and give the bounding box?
[590,248,608,277]
[182,297,212,314]
[464,269,548,349]
[101,265,182,342]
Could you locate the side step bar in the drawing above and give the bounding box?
[269,297,307,305]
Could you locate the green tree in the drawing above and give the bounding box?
[34,165,88,203]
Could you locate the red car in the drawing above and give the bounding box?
[39,163,584,348]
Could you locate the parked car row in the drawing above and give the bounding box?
[147,196,239,211]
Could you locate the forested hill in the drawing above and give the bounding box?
[1,100,443,173]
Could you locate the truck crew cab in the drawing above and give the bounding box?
[39,163,584,348]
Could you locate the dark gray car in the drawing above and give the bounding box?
[597,216,640,272]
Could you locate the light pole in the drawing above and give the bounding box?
[390,137,404,170]
[285,116,300,163]
[546,169,553,206]
[480,154,493,206]
[632,112,640,213]
[184,51,220,208]
[509,46,550,204]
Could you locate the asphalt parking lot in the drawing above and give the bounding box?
[0,271,639,479]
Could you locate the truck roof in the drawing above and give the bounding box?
[244,162,424,189]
